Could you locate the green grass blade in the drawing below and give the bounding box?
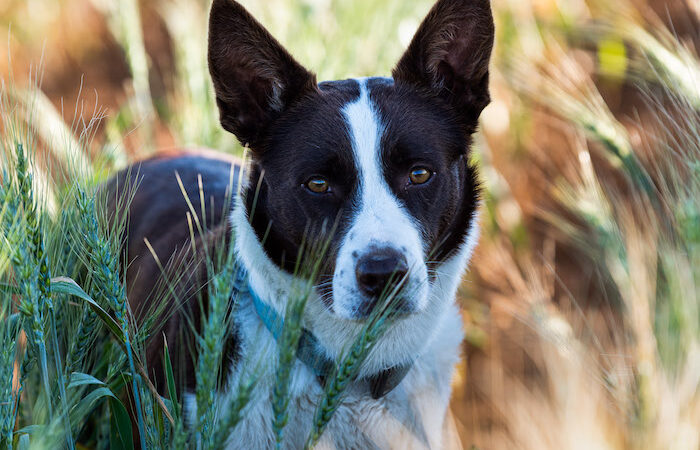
[67,372,106,389]
[52,277,125,342]
[109,397,135,450]
[163,337,180,421]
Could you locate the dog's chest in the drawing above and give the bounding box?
[218,303,463,450]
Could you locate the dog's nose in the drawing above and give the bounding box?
[355,249,409,298]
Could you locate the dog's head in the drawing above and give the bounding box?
[209,0,493,360]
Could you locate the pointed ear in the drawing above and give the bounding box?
[393,0,494,128]
[208,0,317,149]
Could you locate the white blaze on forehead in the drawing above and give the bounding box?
[344,81,384,185]
[331,78,428,317]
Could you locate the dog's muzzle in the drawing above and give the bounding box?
[354,247,410,317]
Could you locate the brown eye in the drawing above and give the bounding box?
[306,177,330,193]
[409,167,432,185]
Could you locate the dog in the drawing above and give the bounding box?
[108,0,493,448]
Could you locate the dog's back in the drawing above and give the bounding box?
[105,151,240,392]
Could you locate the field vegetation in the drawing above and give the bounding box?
[0,0,698,448]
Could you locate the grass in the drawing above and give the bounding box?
[1,0,699,448]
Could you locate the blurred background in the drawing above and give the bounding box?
[1,0,698,448]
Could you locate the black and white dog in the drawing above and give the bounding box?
[111,0,493,448]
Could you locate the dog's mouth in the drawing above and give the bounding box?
[316,269,428,321]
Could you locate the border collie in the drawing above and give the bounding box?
[109,0,493,448]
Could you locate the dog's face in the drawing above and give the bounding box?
[209,0,493,320]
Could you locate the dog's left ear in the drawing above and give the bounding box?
[393,0,494,130]
[208,0,317,149]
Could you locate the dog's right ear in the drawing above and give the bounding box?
[208,0,317,149]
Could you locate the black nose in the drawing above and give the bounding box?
[355,249,409,298]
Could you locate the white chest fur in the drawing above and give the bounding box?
[218,298,464,450]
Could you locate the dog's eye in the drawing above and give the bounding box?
[409,167,432,185]
[305,177,331,194]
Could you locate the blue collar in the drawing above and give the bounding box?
[233,266,412,399]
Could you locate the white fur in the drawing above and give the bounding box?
[210,78,482,449]
[332,78,429,318]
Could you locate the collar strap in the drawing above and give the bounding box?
[237,268,411,399]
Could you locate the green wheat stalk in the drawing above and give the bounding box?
[271,288,308,448]
[305,286,401,448]
[142,384,161,449]
[195,246,237,449]
[64,305,99,375]
[75,187,147,450]
[171,420,188,450]
[1,163,55,431]
[270,228,336,447]
[14,143,75,449]
[305,317,389,448]
[211,374,258,449]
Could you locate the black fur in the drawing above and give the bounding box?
[105,152,241,393]
[110,0,494,403]
[207,0,493,298]
[244,80,361,275]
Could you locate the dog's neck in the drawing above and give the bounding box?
[230,193,480,377]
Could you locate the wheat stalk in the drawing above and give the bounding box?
[75,186,147,450]
[305,277,403,449]
[196,246,236,449]
[211,374,258,449]
[1,152,55,432]
[271,288,308,448]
